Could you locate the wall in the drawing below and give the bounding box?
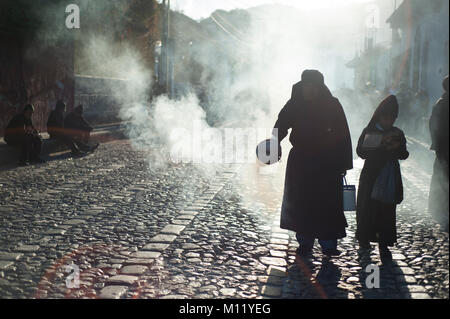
[413,4,449,107]
[0,32,74,137]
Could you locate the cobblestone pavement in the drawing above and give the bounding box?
[0,140,448,299]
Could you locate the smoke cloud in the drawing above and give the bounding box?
[25,0,446,217]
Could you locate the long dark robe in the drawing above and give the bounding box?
[64,112,93,133]
[4,113,32,145]
[428,92,449,229]
[47,110,65,138]
[4,113,42,160]
[274,81,353,239]
[355,125,409,246]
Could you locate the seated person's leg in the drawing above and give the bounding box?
[74,133,99,152]
[5,135,28,164]
[30,135,45,162]
[48,129,57,139]
[74,139,92,152]
[53,132,80,153]
[21,135,33,163]
[72,130,84,144]
[82,130,90,144]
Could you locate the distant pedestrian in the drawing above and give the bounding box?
[47,101,92,156]
[4,104,45,165]
[412,90,430,136]
[64,105,98,150]
[428,76,449,232]
[396,82,414,129]
[356,95,409,260]
[273,70,353,257]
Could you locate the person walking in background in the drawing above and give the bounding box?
[429,76,449,232]
[356,95,409,260]
[4,104,45,165]
[273,70,353,257]
[412,90,430,137]
[396,82,414,130]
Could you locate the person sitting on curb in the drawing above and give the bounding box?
[64,104,99,152]
[47,101,93,156]
[4,104,46,165]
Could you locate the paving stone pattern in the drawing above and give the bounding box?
[0,140,448,299]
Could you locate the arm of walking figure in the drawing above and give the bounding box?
[272,99,293,143]
[388,131,409,160]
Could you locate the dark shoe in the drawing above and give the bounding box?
[18,159,29,166]
[296,247,313,257]
[71,150,87,157]
[359,241,371,250]
[323,248,341,257]
[89,143,99,153]
[30,157,46,164]
[379,245,392,260]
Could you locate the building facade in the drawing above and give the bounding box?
[0,0,75,137]
[388,0,449,107]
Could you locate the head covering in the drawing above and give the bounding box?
[368,95,399,128]
[301,70,325,86]
[56,100,66,111]
[443,75,449,93]
[299,69,332,101]
[75,104,84,114]
[23,104,34,113]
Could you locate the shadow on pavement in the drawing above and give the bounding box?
[0,151,91,172]
[357,248,409,299]
[286,255,347,299]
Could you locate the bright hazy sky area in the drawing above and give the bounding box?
[161,0,374,20]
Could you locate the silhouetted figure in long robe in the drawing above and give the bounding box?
[64,105,95,145]
[47,101,91,156]
[273,70,353,257]
[356,95,409,260]
[429,76,449,232]
[4,104,44,165]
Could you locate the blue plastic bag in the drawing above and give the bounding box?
[371,161,398,204]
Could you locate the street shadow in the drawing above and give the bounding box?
[286,255,344,299]
[286,255,321,298]
[314,258,343,299]
[357,247,382,299]
[0,151,91,172]
[357,248,409,299]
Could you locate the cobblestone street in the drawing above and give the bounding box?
[0,139,448,299]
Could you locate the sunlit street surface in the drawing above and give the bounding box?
[0,138,447,299]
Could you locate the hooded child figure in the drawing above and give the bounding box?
[356,95,409,260]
